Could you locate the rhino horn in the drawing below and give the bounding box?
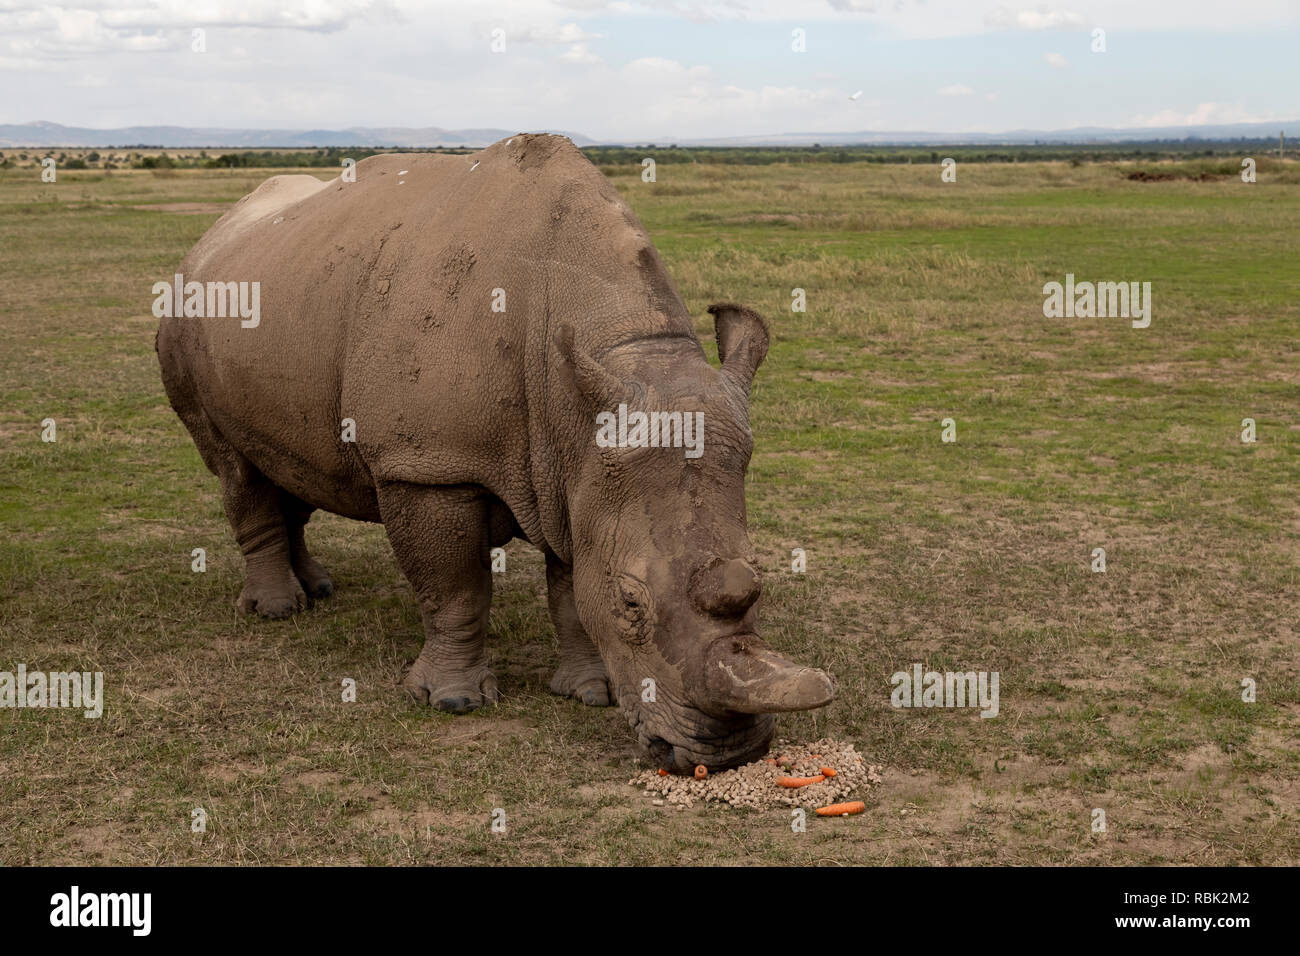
[703,634,834,714]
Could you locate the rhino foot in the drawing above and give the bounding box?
[236,568,308,619]
[292,555,334,599]
[550,665,614,707]
[403,659,500,713]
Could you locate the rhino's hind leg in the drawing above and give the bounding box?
[160,341,297,617]
[280,491,334,599]
[166,379,305,619]
[546,554,613,707]
[377,481,499,714]
[218,457,308,619]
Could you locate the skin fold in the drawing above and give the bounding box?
[157,134,833,770]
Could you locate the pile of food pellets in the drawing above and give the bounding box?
[629,737,882,813]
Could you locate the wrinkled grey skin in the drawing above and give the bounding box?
[157,134,833,771]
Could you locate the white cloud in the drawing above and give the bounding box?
[986,7,1083,30]
[586,56,872,140]
[549,0,1296,39]
[98,1,380,32]
[521,20,604,62]
[0,54,59,71]
[559,41,601,63]
[514,22,602,45]
[1129,102,1282,127]
[1,0,1296,141]
[0,0,381,63]
[623,55,705,78]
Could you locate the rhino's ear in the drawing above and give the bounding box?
[708,302,769,396]
[555,322,626,409]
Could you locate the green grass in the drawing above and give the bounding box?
[1,160,1297,865]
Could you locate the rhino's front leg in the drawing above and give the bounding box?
[377,481,499,714]
[546,553,614,707]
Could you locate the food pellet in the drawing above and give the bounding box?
[630,738,882,813]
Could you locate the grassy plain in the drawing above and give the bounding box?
[1,156,1297,864]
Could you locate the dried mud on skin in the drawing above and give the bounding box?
[630,738,883,811]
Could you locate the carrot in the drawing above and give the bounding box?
[777,774,825,788]
[764,758,777,765]
[819,767,837,777]
[657,768,669,776]
[694,765,708,780]
[815,801,865,817]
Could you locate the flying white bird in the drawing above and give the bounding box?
[849,90,863,100]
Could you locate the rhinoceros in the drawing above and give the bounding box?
[156,133,833,771]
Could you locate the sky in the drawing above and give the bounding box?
[3,0,1297,141]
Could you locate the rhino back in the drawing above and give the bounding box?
[162,168,374,518]
[163,134,695,540]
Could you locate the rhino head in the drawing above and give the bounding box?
[554,303,834,771]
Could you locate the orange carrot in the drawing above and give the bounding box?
[764,758,777,765]
[819,767,837,777]
[694,765,708,780]
[815,801,865,817]
[658,768,669,776]
[777,774,825,788]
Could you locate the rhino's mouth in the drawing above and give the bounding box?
[633,709,774,773]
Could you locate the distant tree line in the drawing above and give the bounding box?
[0,137,1289,172]
[202,147,473,168]
[581,138,1290,167]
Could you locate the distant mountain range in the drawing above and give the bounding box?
[679,121,1295,147]
[0,119,1293,149]
[0,121,594,149]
